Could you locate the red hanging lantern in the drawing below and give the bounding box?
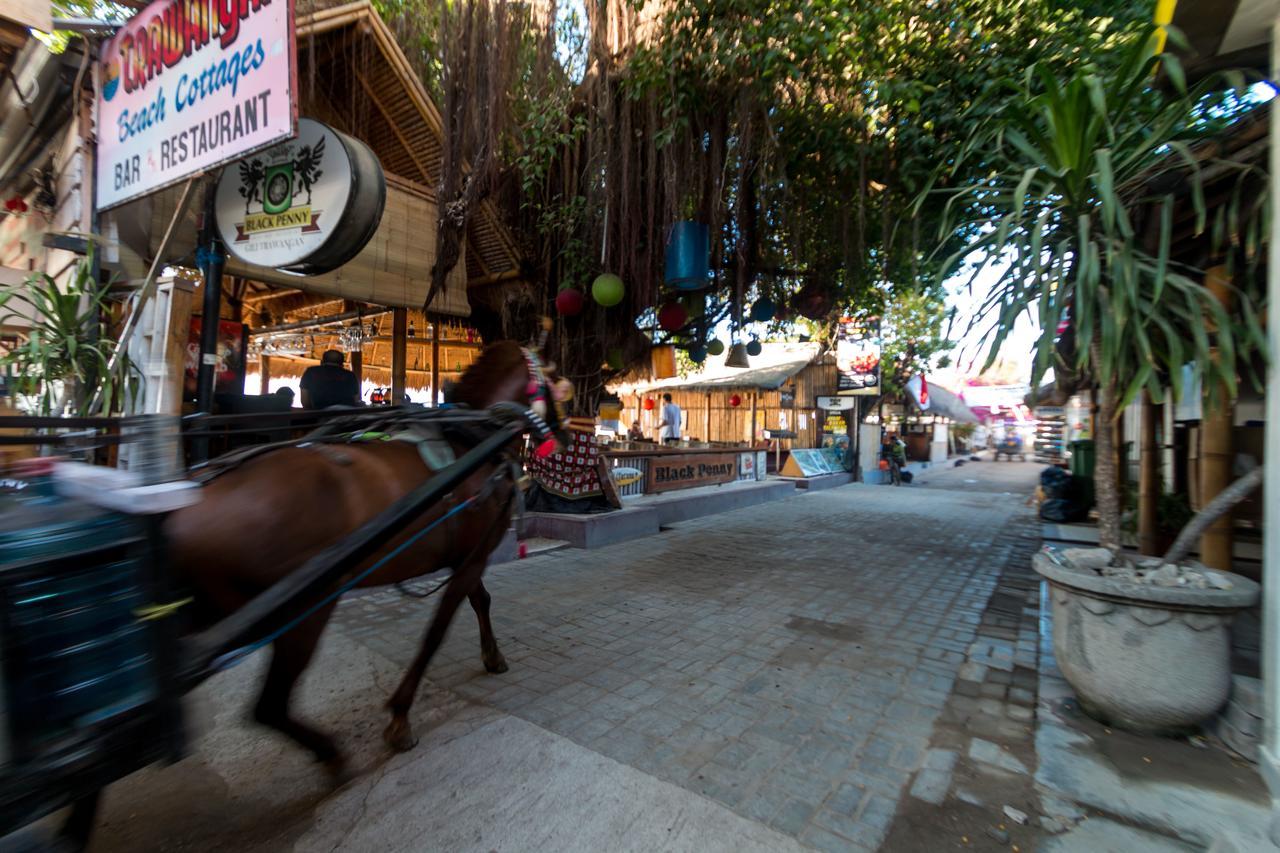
[657,301,689,332]
[555,288,585,317]
[729,394,742,408]
[643,398,656,411]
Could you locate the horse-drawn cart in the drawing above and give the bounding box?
[0,400,552,851]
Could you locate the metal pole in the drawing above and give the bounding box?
[1261,17,1280,843]
[1259,21,1280,845]
[195,184,225,415]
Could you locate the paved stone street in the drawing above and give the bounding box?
[82,458,1043,852]
[330,459,1042,851]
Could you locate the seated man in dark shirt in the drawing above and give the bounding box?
[299,350,361,409]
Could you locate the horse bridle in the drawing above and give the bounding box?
[520,348,563,458]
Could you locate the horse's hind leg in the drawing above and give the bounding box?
[470,580,508,674]
[383,568,480,752]
[252,607,348,780]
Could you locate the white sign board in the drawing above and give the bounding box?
[96,0,297,211]
[816,395,857,411]
[215,118,352,268]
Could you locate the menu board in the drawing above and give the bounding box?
[836,318,881,394]
[782,448,845,477]
[646,453,738,493]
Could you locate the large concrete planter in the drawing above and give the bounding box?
[1033,548,1260,735]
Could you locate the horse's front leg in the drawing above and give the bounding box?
[470,580,508,674]
[252,604,350,781]
[383,567,479,752]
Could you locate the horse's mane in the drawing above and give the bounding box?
[448,340,527,408]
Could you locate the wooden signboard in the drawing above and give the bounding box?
[646,453,738,493]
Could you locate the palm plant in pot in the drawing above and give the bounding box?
[927,27,1268,733]
[0,246,140,417]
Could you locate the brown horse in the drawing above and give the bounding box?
[165,340,560,777]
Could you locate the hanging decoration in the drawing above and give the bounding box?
[664,221,711,290]
[651,344,677,379]
[792,284,834,321]
[657,301,689,332]
[643,398,656,411]
[688,344,707,364]
[592,273,625,307]
[750,298,775,324]
[729,394,742,407]
[725,342,750,369]
[746,339,763,357]
[706,338,725,356]
[556,288,585,317]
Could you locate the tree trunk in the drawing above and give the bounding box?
[1163,467,1263,566]
[1091,342,1123,550]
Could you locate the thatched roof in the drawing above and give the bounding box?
[614,343,828,394]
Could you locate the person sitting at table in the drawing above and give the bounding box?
[627,420,646,441]
[275,386,296,408]
[299,350,361,409]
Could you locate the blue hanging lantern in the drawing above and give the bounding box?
[750,297,776,324]
[746,339,763,357]
[688,344,707,364]
[664,221,710,290]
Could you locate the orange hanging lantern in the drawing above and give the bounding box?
[651,344,677,379]
[643,398,656,411]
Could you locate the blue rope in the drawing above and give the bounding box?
[212,495,477,672]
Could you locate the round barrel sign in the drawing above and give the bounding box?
[216,118,386,276]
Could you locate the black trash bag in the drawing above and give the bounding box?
[1040,498,1088,523]
[900,470,914,484]
[1040,466,1073,500]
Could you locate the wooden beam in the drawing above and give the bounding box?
[350,350,363,386]
[391,308,408,404]
[260,355,272,392]
[353,69,434,185]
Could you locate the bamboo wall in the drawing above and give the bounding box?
[619,359,839,448]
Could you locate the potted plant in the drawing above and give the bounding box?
[0,246,140,417]
[928,27,1267,733]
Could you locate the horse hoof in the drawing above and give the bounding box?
[383,719,418,753]
[484,655,509,675]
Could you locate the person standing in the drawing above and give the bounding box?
[658,393,682,444]
[299,350,361,409]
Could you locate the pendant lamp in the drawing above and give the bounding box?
[724,342,750,368]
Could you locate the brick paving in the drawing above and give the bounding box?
[332,464,1040,850]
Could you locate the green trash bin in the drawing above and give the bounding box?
[1070,439,1095,509]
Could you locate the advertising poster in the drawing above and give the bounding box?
[185,317,247,398]
[96,0,297,210]
[836,318,881,394]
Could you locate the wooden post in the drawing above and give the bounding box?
[1138,390,1161,556]
[1200,265,1234,570]
[705,392,712,442]
[259,355,272,394]
[430,320,441,406]
[750,391,758,445]
[391,307,408,405]
[350,350,363,386]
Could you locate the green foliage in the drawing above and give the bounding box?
[929,26,1267,412]
[0,247,140,416]
[628,0,1150,318]
[877,287,957,398]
